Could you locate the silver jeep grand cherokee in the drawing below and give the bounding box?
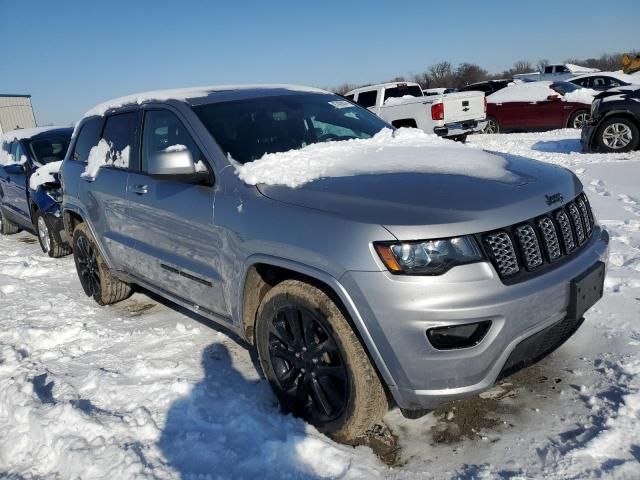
[61,85,609,442]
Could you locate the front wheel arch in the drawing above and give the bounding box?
[239,261,396,393]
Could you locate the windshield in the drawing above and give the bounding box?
[550,82,581,95]
[383,84,423,100]
[28,135,71,165]
[193,94,389,164]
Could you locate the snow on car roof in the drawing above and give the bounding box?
[487,81,595,105]
[570,71,640,84]
[83,84,328,118]
[0,126,65,143]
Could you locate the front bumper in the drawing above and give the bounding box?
[434,119,487,138]
[581,122,598,152]
[340,226,609,410]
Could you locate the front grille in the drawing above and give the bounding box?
[482,192,595,282]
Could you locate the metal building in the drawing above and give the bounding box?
[0,94,37,134]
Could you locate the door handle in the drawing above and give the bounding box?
[129,184,148,195]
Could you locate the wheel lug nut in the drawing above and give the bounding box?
[295,353,300,358]
[302,347,307,352]
[301,368,306,373]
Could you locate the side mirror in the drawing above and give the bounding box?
[547,94,561,101]
[148,147,210,183]
[4,163,25,175]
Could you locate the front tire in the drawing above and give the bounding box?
[72,223,132,305]
[0,208,20,235]
[569,110,591,129]
[596,117,639,153]
[255,280,388,443]
[35,212,71,258]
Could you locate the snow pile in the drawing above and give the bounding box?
[81,139,130,179]
[236,128,516,188]
[84,84,328,117]
[29,161,62,190]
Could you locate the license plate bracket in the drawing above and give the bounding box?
[568,261,605,320]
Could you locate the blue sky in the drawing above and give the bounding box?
[2,0,638,125]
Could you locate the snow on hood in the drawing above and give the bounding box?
[235,128,517,188]
[563,88,597,104]
[84,84,327,118]
[565,63,599,73]
[29,161,62,190]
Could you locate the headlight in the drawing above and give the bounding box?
[374,236,483,275]
[590,98,601,116]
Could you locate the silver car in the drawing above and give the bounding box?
[61,86,609,442]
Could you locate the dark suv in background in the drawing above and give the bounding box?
[582,86,640,153]
[0,127,72,256]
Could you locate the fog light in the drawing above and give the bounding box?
[427,321,492,350]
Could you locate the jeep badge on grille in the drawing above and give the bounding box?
[545,193,564,206]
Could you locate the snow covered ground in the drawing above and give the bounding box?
[1,129,639,479]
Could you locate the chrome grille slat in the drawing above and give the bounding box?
[483,193,595,281]
[537,216,562,261]
[555,210,576,253]
[577,197,592,235]
[484,232,519,277]
[514,224,543,270]
[568,203,586,245]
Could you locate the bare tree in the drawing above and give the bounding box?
[537,58,550,72]
[455,63,489,87]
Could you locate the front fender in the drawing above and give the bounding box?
[237,253,397,387]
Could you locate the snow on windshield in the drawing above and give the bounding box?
[29,161,62,190]
[235,128,517,188]
[81,139,130,179]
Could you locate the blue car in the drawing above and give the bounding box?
[0,127,73,256]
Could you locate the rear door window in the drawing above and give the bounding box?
[72,118,103,163]
[101,112,138,170]
[355,90,378,108]
[383,84,423,101]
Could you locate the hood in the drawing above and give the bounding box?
[257,154,582,239]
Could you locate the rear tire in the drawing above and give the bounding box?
[483,116,500,134]
[568,110,590,129]
[0,208,19,235]
[72,223,132,305]
[595,117,639,153]
[35,212,71,258]
[255,280,388,443]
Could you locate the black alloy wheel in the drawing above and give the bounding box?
[75,234,101,297]
[267,305,349,423]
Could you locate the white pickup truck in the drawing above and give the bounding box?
[344,82,486,141]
